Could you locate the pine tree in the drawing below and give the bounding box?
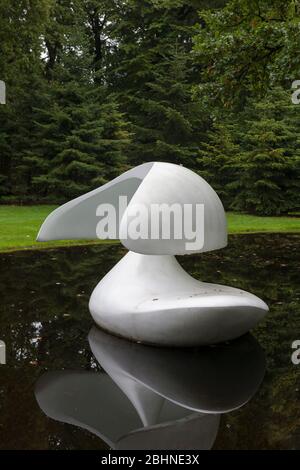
[197,121,240,208]
[0,0,51,202]
[1,0,299,216]
[110,0,207,169]
[231,88,300,215]
[27,81,130,202]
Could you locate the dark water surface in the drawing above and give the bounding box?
[0,234,299,449]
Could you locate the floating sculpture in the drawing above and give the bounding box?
[35,329,265,450]
[37,162,268,346]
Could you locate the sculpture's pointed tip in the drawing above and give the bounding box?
[36,225,48,242]
[258,298,269,313]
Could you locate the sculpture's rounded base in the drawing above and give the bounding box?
[89,252,268,347]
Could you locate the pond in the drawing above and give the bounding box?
[0,234,299,450]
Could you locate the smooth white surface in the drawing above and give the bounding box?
[37,161,227,255]
[120,162,227,254]
[89,251,269,346]
[37,162,153,242]
[120,162,227,255]
[37,161,267,346]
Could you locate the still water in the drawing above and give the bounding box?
[0,234,299,449]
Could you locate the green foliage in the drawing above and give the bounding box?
[197,87,300,215]
[0,0,51,200]
[197,120,240,206]
[110,0,206,169]
[193,0,300,106]
[28,82,130,201]
[230,88,300,215]
[0,0,299,215]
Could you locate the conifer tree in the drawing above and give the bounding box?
[27,82,130,202]
[110,0,207,169]
[197,121,240,208]
[0,0,51,201]
[231,88,300,215]
[0,0,299,216]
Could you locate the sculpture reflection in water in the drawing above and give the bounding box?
[35,329,266,450]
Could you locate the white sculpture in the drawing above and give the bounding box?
[35,329,265,450]
[37,162,268,346]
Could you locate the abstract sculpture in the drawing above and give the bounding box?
[35,329,265,450]
[37,162,268,346]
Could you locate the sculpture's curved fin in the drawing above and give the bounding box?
[36,162,154,241]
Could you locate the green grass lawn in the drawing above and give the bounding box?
[226,212,300,234]
[0,205,299,252]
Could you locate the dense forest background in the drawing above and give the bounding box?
[0,0,299,215]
